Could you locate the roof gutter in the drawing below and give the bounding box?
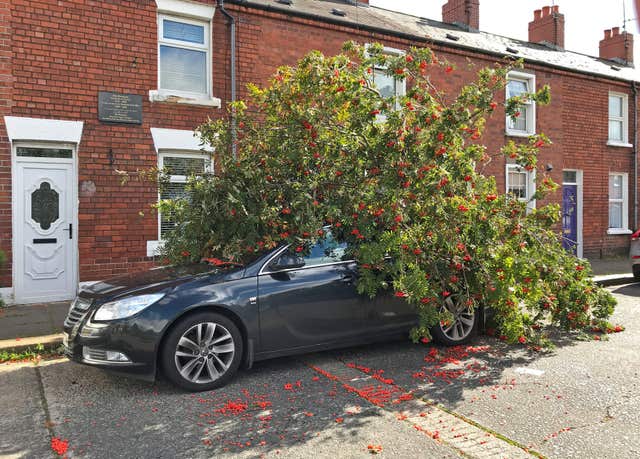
[217,0,238,159]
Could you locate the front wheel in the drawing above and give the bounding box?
[430,297,478,345]
[161,312,243,391]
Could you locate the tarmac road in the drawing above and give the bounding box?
[1,283,638,458]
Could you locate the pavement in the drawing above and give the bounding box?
[1,282,638,458]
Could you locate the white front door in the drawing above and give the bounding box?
[14,146,77,303]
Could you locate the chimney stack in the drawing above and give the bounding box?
[599,27,634,65]
[528,5,565,49]
[442,0,480,31]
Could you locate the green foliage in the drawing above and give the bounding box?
[0,343,64,363]
[158,42,617,347]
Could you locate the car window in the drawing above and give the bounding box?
[303,231,349,267]
[273,230,349,269]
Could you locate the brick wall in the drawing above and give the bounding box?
[9,0,224,282]
[0,0,11,287]
[2,0,636,287]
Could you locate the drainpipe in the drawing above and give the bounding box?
[633,81,638,230]
[217,0,237,159]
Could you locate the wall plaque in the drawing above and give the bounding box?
[98,91,143,124]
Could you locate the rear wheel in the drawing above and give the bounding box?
[633,264,640,281]
[431,297,478,346]
[161,312,243,391]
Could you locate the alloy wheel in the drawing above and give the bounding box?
[174,322,235,384]
[439,297,475,342]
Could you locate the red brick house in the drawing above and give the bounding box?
[0,0,638,303]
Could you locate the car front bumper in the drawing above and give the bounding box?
[63,301,158,381]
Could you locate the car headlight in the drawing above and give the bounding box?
[94,293,165,321]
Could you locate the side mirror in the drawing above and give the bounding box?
[270,253,305,271]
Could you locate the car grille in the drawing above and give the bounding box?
[64,297,92,328]
[84,348,107,361]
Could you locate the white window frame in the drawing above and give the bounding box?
[505,164,536,210]
[366,44,407,113]
[607,172,631,234]
[607,92,631,147]
[149,0,220,107]
[157,14,211,98]
[505,71,536,137]
[148,127,214,256]
[157,151,212,241]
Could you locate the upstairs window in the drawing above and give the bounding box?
[159,152,211,238]
[368,45,406,113]
[506,72,536,136]
[158,15,210,97]
[608,92,629,146]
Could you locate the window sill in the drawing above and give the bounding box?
[505,130,535,138]
[606,141,633,148]
[146,240,164,257]
[149,90,221,108]
[607,228,633,235]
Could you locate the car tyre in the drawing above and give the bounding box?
[161,312,243,391]
[430,297,478,346]
[633,265,640,282]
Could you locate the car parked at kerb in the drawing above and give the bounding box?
[64,233,479,391]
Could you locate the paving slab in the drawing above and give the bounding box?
[0,301,69,340]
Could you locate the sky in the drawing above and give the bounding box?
[369,0,640,62]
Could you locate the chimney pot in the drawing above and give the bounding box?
[600,27,633,64]
[528,5,565,49]
[442,0,480,30]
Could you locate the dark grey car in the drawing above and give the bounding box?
[63,235,479,391]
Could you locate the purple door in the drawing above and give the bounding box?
[562,184,578,254]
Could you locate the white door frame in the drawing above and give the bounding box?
[11,141,79,303]
[562,169,583,259]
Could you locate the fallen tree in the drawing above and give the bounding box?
[158,42,617,347]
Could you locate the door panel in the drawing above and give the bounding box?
[15,161,76,302]
[366,291,418,333]
[562,184,578,255]
[257,261,367,353]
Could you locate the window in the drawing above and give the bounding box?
[158,152,211,238]
[368,45,406,112]
[16,147,72,159]
[608,173,629,233]
[277,230,350,269]
[158,15,210,97]
[608,92,629,146]
[302,231,349,267]
[506,164,536,209]
[505,72,536,136]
